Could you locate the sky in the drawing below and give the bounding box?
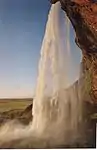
[0,0,81,98]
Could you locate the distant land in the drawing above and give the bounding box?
[0,98,33,112]
[0,98,33,100]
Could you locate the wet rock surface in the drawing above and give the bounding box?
[0,104,32,126]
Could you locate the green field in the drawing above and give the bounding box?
[0,98,33,112]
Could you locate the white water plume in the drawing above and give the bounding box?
[0,2,83,147]
[32,2,83,144]
[32,2,70,132]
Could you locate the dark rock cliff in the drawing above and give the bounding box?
[51,0,97,104]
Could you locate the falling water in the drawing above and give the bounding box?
[32,2,68,132]
[32,2,83,145]
[0,2,84,147]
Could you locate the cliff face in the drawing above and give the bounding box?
[51,0,97,103]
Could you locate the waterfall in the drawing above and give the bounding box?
[32,2,83,145]
[0,2,84,147]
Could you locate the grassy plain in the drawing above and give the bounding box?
[0,98,32,112]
